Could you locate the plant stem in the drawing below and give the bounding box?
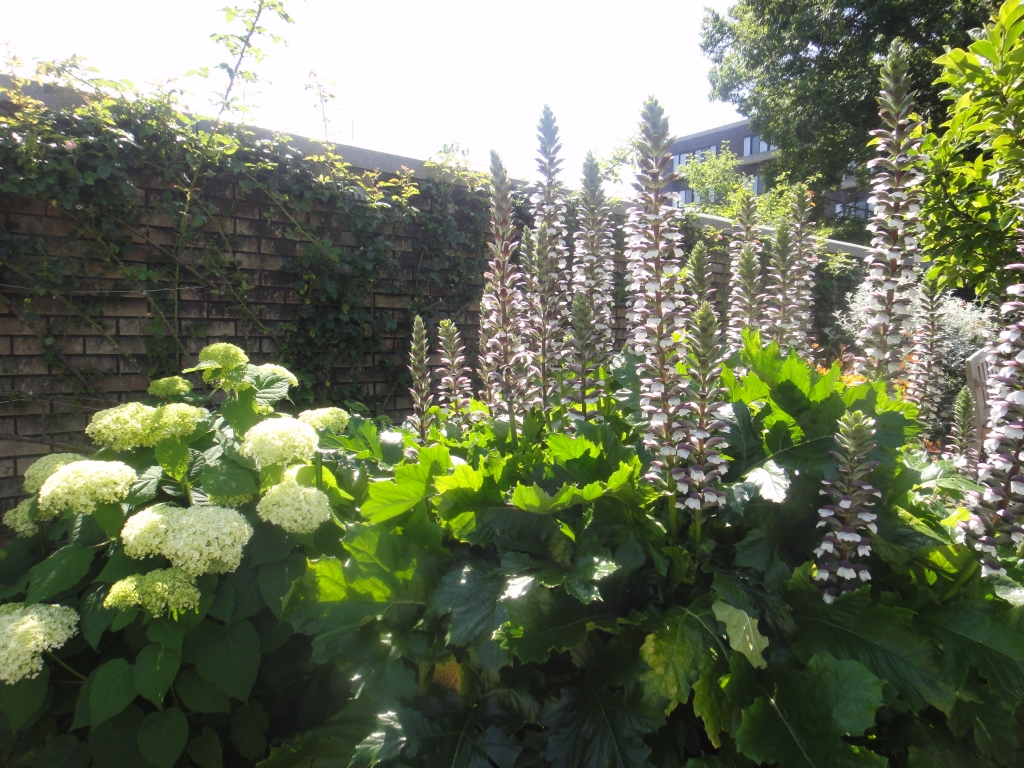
[667,494,677,540]
[941,559,979,603]
[45,651,87,682]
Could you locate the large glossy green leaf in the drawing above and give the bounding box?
[920,601,1024,707]
[640,596,728,714]
[495,584,617,664]
[792,589,955,713]
[192,619,261,701]
[713,601,768,669]
[360,462,434,522]
[26,544,94,604]
[425,564,508,647]
[735,654,885,768]
[542,682,662,768]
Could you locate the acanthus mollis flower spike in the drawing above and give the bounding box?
[684,242,716,311]
[478,150,528,445]
[905,281,943,429]
[407,314,434,442]
[764,187,816,356]
[815,410,880,603]
[625,97,688,505]
[566,152,616,420]
[436,318,474,428]
[671,301,729,536]
[572,151,616,363]
[958,263,1024,576]
[944,385,978,473]
[855,38,925,387]
[522,105,571,411]
[727,242,764,356]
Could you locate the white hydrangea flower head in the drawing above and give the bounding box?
[147,376,193,398]
[23,453,85,494]
[0,603,79,684]
[240,416,318,468]
[257,363,298,387]
[160,506,253,577]
[3,500,38,538]
[37,461,136,519]
[86,402,156,451]
[207,494,254,508]
[104,568,200,618]
[257,478,332,534]
[198,342,249,370]
[147,403,208,444]
[121,505,181,560]
[297,407,350,433]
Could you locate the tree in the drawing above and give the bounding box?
[701,0,997,189]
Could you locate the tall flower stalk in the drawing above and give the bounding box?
[814,411,880,602]
[625,98,688,524]
[958,264,1024,577]
[944,385,978,473]
[522,106,570,412]
[436,319,473,429]
[905,282,942,428]
[726,189,764,354]
[672,302,729,546]
[685,242,716,311]
[567,152,616,419]
[407,315,433,443]
[856,39,925,386]
[478,151,528,447]
[764,187,815,355]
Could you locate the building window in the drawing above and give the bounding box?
[742,135,777,156]
[681,189,694,204]
[748,175,766,195]
[679,145,717,167]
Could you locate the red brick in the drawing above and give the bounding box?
[0,439,52,458]
[12,337,42,355]
[0,358,49,376]
[100,299,149,317]
[0,459,15,479]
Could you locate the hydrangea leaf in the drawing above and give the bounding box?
[0,665,49,732]
[192,619,261,701]
[155,440,190,482]
[26,544,94,605]
[713,601,769,669]
[133,643,181,708]
[186,727,224,768]
[88,704,148,768]
[137,707,188,768]
[90,659,136,727]
[640,596,725,714]
[200,461,257,498]
[33,733,89,768]
[541,682,662,768]
[230,701,270,759]
[221,390,260,436]
[792,589,955,713]
[249,367,293,406]
[175,668,230,714]
[735,654,885,768]
[80,585,116,650]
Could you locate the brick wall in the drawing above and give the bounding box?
[1,173,731,513]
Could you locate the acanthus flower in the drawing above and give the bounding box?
[406,314,434,442]
[435,318,474,429]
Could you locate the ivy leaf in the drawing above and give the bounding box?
[133,643,181,708]
[792,588,955,713]
[735,654,885,768]
[741,460,789,503]
[713,601,768,669]
[0,664,48,732]
[640,596,726,714]
[541,682,662,768]
[192,619,261,701]
[137,707,188,768]
[26,544,94,604]
[90,659,136,727]
[920,600,1024,708]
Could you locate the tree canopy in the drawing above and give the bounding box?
[701,0,997,188]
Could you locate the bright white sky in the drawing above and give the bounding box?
[3,0,741,185]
